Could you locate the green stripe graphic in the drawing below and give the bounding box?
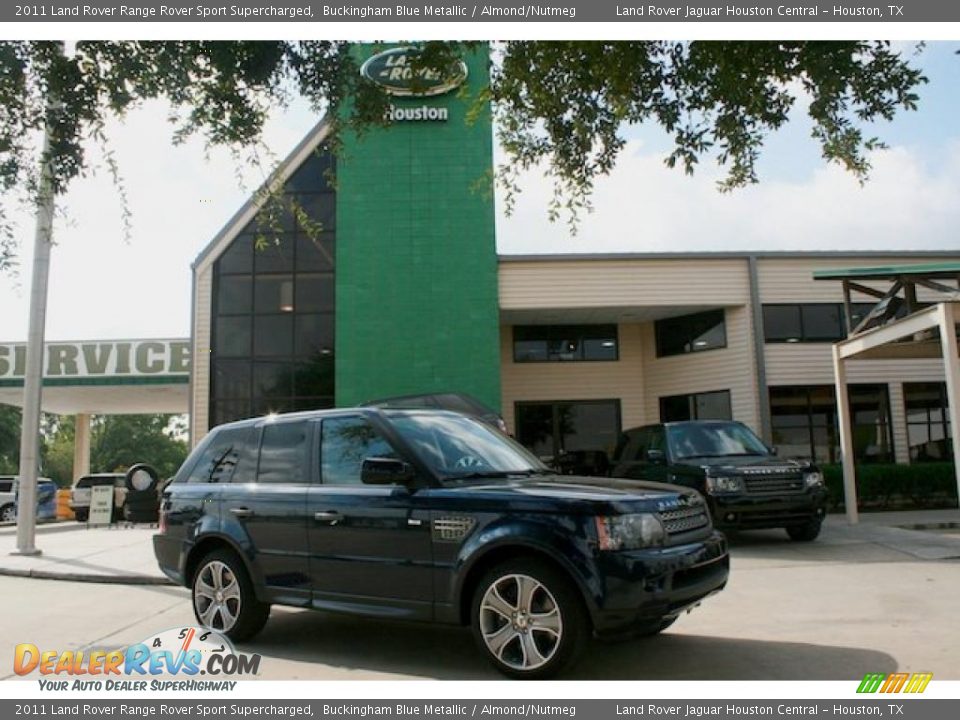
[857,673,886,693]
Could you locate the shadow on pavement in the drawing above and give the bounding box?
[241,608,898,680]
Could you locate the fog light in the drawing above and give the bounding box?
[725,513,736,523]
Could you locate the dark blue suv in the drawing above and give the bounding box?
[154,409,729,678]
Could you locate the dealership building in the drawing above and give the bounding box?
[180,44,960,473]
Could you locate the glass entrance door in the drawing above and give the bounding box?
[515,400,621,476]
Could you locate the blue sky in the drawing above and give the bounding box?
[1,41,958,342]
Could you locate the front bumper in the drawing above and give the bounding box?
[592,530,729,633]
[707,487,828,531]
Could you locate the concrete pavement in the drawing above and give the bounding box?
[0,509,957,585]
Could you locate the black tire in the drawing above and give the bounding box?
[125,464,159,493]
[0,504,15,523]
[192,549,270,643]
[786,518,822,542]
[74,509,89,522]
[471,557,589,679]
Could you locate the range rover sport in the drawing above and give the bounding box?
[154,408,729,678]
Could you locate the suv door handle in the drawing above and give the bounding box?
[229,507,253,518]
[314,510,341,525]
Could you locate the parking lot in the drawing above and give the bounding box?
[0,517,958,681]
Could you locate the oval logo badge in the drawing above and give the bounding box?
[360,47,468,97]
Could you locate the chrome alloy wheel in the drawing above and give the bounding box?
[478,573,563,671]
[194,560,242,632]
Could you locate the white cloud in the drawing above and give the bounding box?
[496,139,960,254]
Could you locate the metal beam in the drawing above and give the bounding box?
[937,303,960,508]
[837,305,941,360]
[833,344,858,524]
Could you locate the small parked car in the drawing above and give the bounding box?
[609,420,828,541]
[0,476,58,523]
[70,473,127,522]
[154,408,729,678]
[362,392,508,433]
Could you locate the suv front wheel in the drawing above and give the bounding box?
[192,549,270,642]
[471,558,588,679]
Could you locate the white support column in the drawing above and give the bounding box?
[72,414,91,483]
[937,302,960,507]
[833,344,859,524]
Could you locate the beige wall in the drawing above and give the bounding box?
[640,305,760,430]
[499,258,749,310]
[500,323,647,434]
[500,307,759,436]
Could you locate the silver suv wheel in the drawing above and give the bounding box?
[193,559,242,632]
[479,573,563,671]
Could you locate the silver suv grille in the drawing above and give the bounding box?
[659,503,710,536]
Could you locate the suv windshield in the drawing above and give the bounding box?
[668,422,770,460]
[387,412,548,481]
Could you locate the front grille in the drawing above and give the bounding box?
[741,472,806,496]
[659,503,710,536]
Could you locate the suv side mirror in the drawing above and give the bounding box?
[361,457,415,486]
[646,448,666,464]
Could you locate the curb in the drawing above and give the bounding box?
[0,566,174,586]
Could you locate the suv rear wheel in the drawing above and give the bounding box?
[471,558,588,679]
[786,518,822,542]
[192,549,269,642]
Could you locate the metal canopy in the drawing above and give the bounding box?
[817,264,960,524]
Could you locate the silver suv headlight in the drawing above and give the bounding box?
[804,471,825,488]
[704,475,744,494]
[595,514,665,550]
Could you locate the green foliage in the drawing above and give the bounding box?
[19,413,188,487]
[822,462,958,512]
[0,405,21,474]
[0,40,928,268]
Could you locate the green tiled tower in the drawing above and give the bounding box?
[335,44,501,410]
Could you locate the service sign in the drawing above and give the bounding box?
[0,339,190,381]
[360,46,468,97]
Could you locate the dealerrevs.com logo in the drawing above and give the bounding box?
[14,627,260,691]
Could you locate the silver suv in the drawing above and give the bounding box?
[0,476,57,523]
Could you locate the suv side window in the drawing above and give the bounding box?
[0,480,13,494]
[184,427,252,484]
[320,416,398,485]
[648,426,667,455]
[257,421,309,485]
[614,430,644,463]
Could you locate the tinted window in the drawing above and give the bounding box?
[0,481,12,493]
[660,390,732,422]
[257,421,309,484]
[668,423,769,460]
[513,325,618,362]
[321,417,397,485]
[762,305,802,342]
[184,427,253,484]
[655,310,726,357]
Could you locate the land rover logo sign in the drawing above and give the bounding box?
[360,47,468,98]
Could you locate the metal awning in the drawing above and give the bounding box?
[816,265,960,523]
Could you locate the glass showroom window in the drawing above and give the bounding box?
[769,385,894,464]
[210,149,336,427]
[654,310,726,357]
[660,390,732,422]
[513,325,618,362]
[905,382,952,462]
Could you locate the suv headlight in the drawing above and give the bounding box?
[804,471,825,488]
[595,514,665,550]
[704,475,744,494]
